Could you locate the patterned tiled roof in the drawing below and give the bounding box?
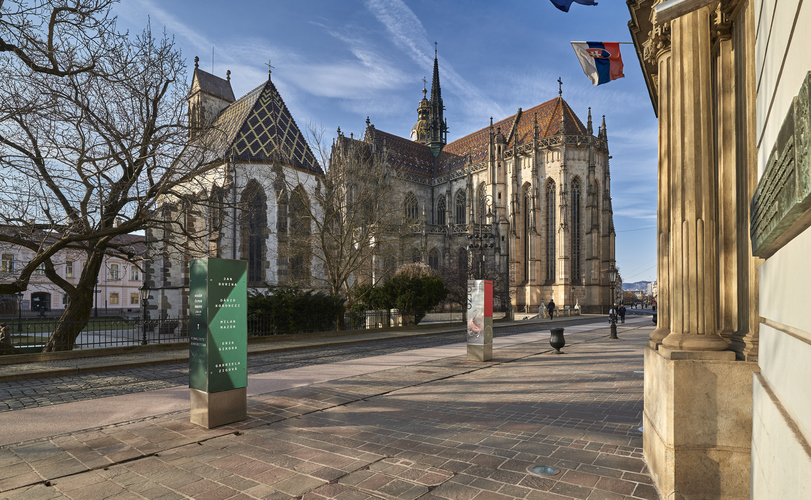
[444,97,586,164]
[187,79,322,174]
[371,130,436,178]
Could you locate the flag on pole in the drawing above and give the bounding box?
[571,42,625,85]
[550,0,598,12]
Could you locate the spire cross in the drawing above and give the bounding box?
[265,59,275,80]
[558,77,563,97]
[422,77,427,90]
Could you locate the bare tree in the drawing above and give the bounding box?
[285,124,401,328]
[0,10,221,350]
[0,0,117,76]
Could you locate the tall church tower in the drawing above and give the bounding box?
[428,48,447,156]
[412,47,448,156]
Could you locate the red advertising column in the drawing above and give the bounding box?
[467,280,493,361]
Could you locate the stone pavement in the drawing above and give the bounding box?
[0,318,658,500]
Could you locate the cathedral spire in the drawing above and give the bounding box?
[587,107,593,135]
[427,43,446,157]
[431,43,442,104]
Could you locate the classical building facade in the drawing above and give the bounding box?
[628,0,810,497]
[146,60,322,318]
[336,52,616,313]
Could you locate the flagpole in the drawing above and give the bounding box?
[570,41,634,44]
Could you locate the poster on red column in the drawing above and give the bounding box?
[467,280,493,345]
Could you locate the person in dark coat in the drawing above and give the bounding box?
[547,299,556,319]
[618,304,626,323]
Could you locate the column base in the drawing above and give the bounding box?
[643,345,759,499]
[190,387,247,429]
[662,331,729,351]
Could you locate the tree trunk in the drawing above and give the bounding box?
[42,251,104,352]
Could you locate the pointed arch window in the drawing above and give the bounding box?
[428,248,440,270]
[436,195,446,225]
[571,178,582,284]
[455,190,466,225]
[546,179,556,283]
[404,192,418,222]
[289,185,311,283]
[276,186,288,235]
[242,181,267,284]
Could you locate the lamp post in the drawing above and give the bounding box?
[140,284,150,345]
[17,292,23,333]
[467,201,495,280]
[608,265,618,339]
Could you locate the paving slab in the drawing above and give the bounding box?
[0,318,657,499]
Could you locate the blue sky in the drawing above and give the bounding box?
[116,0,658,284]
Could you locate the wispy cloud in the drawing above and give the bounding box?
[365,0,505,120]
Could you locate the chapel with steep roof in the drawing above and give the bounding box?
[337,52,616,313]
[146,57,324,316]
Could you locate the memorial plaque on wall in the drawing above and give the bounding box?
[467,280,493,345]
[189,258,248,393]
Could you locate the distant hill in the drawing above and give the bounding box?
[623,280,652,291]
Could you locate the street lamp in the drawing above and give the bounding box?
[139,284,150,345]
[94,281,100,318]
[467,201,495,280]
[608,265,618,339]
[17,292,23,333]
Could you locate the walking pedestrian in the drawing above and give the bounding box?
[618,303,626,323]
[547,299,556,320]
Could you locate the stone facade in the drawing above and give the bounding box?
[628,0,811,497]
[337,53,616,313]
[146,62,323,318]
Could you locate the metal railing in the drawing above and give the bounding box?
[0,309,468,353]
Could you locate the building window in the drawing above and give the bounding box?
[131,267,140,281]
[2,254,15,273]
[65,260,73,278]
[131,293,139,305]
[63,294,68,305]
[110,292,119,305]
[546,180,556,283]
[455,190,466,225]
[571,178,582,284]
[428,248,440,270]
[34,263,45,275]
[276,186,288,235]
[404,192,418,222]
[436,195,446,225]
[289,185,311,283]
[242,181,267,284]
[109,264,119,280]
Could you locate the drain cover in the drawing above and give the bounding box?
[528,465,560,476]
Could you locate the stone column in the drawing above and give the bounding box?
[648,23,671,344]
[661,6,727,351]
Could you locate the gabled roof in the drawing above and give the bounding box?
[443,97,587,164]
[187,79,322,174]
[192,68,236,103]
[370,129,436,178]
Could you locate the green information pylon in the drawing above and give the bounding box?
[189,258,248,428]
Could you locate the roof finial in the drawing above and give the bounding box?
[435,41,437,57]
[194,56,199,69]
[558,77,563,97]
[226,70,231,82]
[265,59,274,81]
[366,116,371,127]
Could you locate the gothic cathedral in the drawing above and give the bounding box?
[337,50,616,313]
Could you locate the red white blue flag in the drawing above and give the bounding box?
[571,42,625,85]
[550,0,598,12]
